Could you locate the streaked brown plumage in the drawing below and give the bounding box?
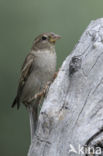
[12,32,61,109]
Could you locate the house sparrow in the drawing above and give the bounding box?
[12,32,61,110]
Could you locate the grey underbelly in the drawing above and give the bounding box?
[21,51,56,102]
[21,68,55,102]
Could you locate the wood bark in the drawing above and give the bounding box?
[28,18,103,156]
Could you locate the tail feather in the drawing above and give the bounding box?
[11,97,20,109]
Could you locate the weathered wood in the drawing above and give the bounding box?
[28,18,103,156]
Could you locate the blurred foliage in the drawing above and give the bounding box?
[0,0,103,155]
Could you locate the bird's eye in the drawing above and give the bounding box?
[42,36,47,40]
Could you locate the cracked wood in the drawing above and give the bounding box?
[28,18,103,156]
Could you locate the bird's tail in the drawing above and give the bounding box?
[11,97,20,109]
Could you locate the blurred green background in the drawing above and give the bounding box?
[0,0,103,155]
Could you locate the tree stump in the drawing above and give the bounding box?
[28,18,103,156]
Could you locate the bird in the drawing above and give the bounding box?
[12,32,61,111]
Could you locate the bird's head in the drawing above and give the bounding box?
[32,32,61,51]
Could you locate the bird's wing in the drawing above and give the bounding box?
[12,53,35,109]
[19,53,34,91]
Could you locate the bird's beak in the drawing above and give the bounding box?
[49,34,61,43]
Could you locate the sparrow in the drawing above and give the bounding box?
[12,32,61,110]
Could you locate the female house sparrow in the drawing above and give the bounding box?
[12,32,61,109]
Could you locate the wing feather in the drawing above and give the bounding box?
[12,53,34,109]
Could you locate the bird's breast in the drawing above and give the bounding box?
[34,50,56,78]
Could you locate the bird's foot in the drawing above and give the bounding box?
[52,69,60,82]
[52,71,58,80]
[27,81,51,104]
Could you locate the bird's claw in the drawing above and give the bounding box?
[27,81,51,104]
